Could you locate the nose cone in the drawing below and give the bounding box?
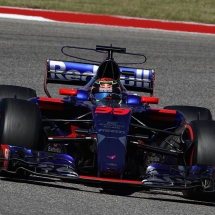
[97,133,126,176]
[93,106,132,177]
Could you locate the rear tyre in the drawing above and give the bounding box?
[182,120,215,199]
[0,85,36,100]
[164,105,212,123]
[0,98,42,150]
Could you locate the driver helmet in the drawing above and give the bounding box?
[90,78,121,104]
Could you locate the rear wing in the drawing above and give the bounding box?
[44,60,155,97]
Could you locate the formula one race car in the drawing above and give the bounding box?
[0,45,215,199]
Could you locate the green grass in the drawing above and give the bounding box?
[1,0,215,24]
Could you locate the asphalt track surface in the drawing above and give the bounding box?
[0,18,215,215]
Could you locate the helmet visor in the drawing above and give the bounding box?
[93,93,110,101]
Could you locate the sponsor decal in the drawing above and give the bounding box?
[107,155,116,160]
[46,143,62,154]
[98,129,125,134]
[106,122,118,127]
[48,60,154,88]
[99,121,125,130]
[99,83,112,92]
[49,61,98,81]
[120,68,152,88]
[106,163,117,166]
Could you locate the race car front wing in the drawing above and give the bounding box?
[0,144,214,192]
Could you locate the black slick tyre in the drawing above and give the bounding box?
[189,120,215,166]
[0,98,42,150]
[182,120,215,199]
[164,105,212,123]
[0,85,36,100]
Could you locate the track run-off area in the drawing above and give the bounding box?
[0,7,215,215]
[0,6,215,34]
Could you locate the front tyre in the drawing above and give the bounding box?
[0,98,42,150]
[0,85,36,100]
[182,120,215,199]
[188,120,215,166]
